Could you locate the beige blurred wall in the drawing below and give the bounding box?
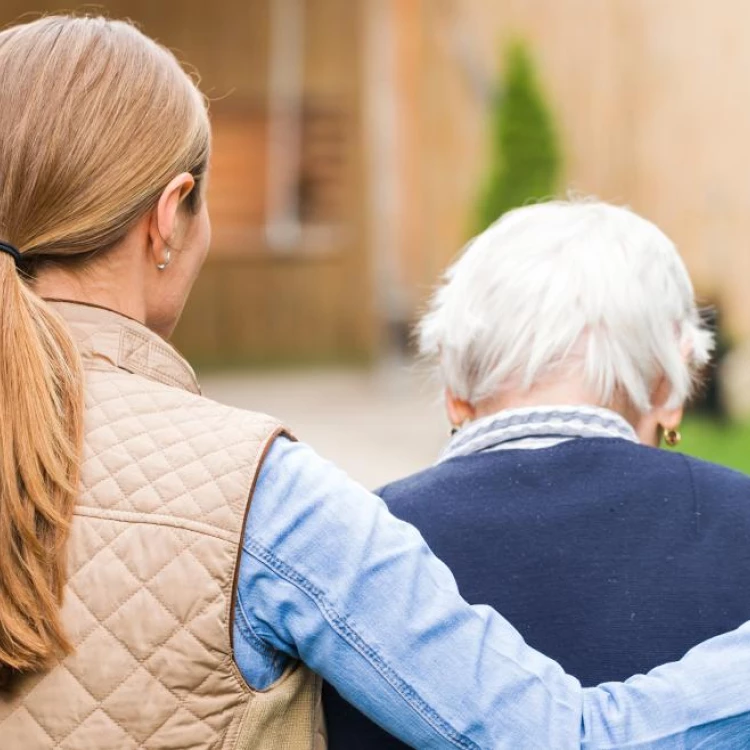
[1,1,375,365]
[382,0,750,340]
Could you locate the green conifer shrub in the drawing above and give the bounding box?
[476,40,561,231]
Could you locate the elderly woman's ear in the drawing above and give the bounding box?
[635,374,685,447]
[445,391,476,432]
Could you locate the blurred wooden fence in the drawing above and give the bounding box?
[1,0,375,365]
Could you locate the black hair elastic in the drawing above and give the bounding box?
[0,241,21,266]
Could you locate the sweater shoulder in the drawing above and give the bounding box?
[379,439,750,517]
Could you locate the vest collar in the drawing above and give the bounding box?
[49,300,201,395]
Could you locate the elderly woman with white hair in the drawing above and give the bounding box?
[324,199,750,748]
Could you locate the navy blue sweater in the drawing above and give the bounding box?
[324,438,750,749]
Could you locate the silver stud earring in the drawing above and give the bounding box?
[156,248,171,271]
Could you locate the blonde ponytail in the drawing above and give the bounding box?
[0,15,210,682]
[0,261,83,682]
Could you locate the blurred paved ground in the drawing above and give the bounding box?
[201,359,447,489]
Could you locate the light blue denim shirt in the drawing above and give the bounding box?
[234,436,750,748]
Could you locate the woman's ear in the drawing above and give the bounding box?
[147,173,195,266]
[638,372,684,446]
[651,372,685,427]
[445,390,476,430]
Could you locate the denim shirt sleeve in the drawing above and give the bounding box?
[235,436,750,749]
[581,620,750,749]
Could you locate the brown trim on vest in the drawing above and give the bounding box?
[228,425,296,695]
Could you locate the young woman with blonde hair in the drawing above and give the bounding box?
[0,14,750,750]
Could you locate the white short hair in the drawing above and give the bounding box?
[418,200,714,412]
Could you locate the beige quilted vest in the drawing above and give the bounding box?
[0,301,325,750]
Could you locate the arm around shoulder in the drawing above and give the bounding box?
[238,436,750,749]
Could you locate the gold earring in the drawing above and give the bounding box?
[663,427,682,447]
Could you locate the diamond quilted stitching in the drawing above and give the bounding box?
[142,706,216,750]
[145,625,223,697]
[0,673,44,721]
[60,588,99,645]
[104,588,181,662]
[168,658,244,723]
[145,544,228,624]
[79,472,129,510]
[0,706,56,750]
[93,516,130,544]
[64,628,139,702]
[22,666,98,743]
[101,666,180,744]
[67,545,141,622]
[80,377,256,532]
[59,708,139,750]
[116,476,164,516]
[69,518,112,564]
[108,526,186,584]
[2,348,284,749]
[178,606,237,664]
[179,535,236,583]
